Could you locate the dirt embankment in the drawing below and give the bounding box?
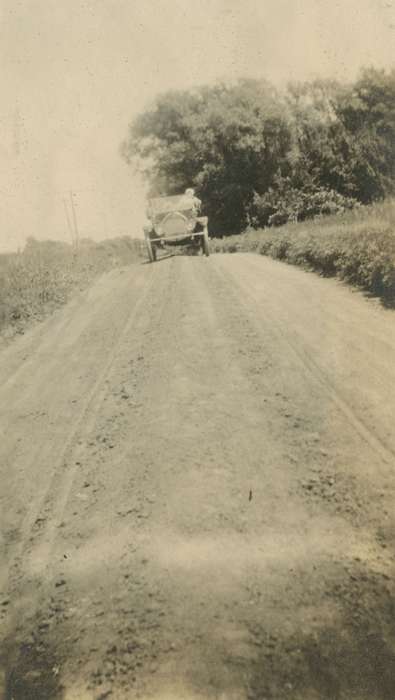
[1,253,394,700]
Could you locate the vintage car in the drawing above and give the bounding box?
[143,194,209,262]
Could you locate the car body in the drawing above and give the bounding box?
[143,194,210,262]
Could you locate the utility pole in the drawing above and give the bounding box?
[63,197,75,246]
[14,106,21,156]
[69,190,80,250]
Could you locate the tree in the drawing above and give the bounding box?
[122,70,395,234]
[122,79,292,234]
[247,70,395,227]
[334,67,395,202]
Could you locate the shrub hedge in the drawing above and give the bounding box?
[0,237,144,336]
[212,199,395,305]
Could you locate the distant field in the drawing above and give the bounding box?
[0,237,144,338]
[212,199,395,306]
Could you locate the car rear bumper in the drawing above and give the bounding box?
[148,232,206,244]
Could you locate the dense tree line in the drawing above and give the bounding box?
[122,68,395,235]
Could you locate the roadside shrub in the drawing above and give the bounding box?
[247,180,359,228]
[214,199,395,305]
[0,237,144,336]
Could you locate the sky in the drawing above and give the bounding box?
[0,0,394,251]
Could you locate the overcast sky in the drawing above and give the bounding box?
[0,0,394,251]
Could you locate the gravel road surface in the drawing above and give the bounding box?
[1,253,394,699]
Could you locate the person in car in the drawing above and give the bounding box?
[182,188,202,215]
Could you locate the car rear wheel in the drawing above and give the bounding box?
[145,237,155,263]
[202,231,210,257]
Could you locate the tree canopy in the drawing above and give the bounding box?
[122,69,395,235]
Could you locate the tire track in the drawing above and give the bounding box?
[31,260,176,558]
[0,264,159,596]
[216,255,395,467]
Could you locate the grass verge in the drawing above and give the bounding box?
[0,237,144,341]
[211,199,395,306]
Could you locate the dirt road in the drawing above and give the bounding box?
[1,253,394,700]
